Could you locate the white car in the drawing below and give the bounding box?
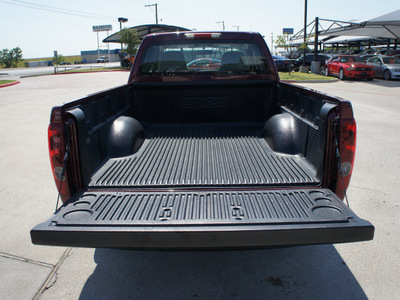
[97,56,109,63]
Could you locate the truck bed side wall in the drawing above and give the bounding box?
[66,81,335,189]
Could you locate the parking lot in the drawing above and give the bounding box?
[0,72,399,299]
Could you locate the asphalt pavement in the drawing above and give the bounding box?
[0,73,399,299]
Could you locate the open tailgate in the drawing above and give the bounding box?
[31,188,374,249]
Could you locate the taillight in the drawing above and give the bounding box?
[335,118,356,199]
[48,107,71,203]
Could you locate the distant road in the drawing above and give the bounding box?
[0,62,121,78]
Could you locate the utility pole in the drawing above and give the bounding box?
[271,33,274,54]
[145,3,158,24]
[216,21,225,31]
[303,0,307,67]
[97,31,100,60]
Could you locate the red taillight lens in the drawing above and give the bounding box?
[48,107,71,202]
[48,126,63,164]
[335,118,357,199]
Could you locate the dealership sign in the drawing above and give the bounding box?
[93,25,113,32]
[283,28,294,34]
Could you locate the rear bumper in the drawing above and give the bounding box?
[31,188,374,249]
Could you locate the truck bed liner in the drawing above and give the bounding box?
[90,123,319,188]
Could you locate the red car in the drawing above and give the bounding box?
[324,55,375,80]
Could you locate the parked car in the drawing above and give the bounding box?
[367,55,400,80]
[386,49,400,56]
[359,49,377,55]
[295,53,331,71]
[97,56,109,63]
[376,49,388,55]
[121,57,135,68]
[360,54,376,63]
[285,49,310,59]
[59,62,71,65]
[324,55,375,80]
[272,55,294,72]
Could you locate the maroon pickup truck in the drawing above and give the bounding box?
[31,31,374,249]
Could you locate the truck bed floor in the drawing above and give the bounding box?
[89,123,319,188]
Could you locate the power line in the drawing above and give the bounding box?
[0,0,114,20]
[15,0,112,18]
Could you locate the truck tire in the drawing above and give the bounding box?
[383,69,391,80]
[339,68,345,80]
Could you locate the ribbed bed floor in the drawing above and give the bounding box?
[90,123,319,187]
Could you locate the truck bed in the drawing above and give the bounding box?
[31,32,374,250]
[90,122,319,188]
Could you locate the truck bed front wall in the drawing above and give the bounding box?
[31,188,374,249]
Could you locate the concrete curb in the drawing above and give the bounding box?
[281,79,339,83]
[54,70,129,75]
[0,80,20,88]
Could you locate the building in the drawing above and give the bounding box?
[25,61,50,67]
[80,49,122,63]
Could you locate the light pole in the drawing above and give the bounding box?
[118,17,128,31]
[118,17,128,54]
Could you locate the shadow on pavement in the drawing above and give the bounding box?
[79,245,367,299]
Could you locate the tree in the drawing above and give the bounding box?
[53,54,65,65]
[119,28,141,57]
[12,47,23,66]
[299,35,313,51]
[275,34,290,51]
[0,47,23,68]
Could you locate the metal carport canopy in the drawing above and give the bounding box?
[103,24,191,43]
[319,9,400,39]
[320,35,385,44]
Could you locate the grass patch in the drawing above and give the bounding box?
[279,71,333,81]
[0,80,15,85]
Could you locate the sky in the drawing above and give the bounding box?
[1,0,399,58]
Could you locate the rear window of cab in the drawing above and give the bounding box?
[138,40,271,80]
